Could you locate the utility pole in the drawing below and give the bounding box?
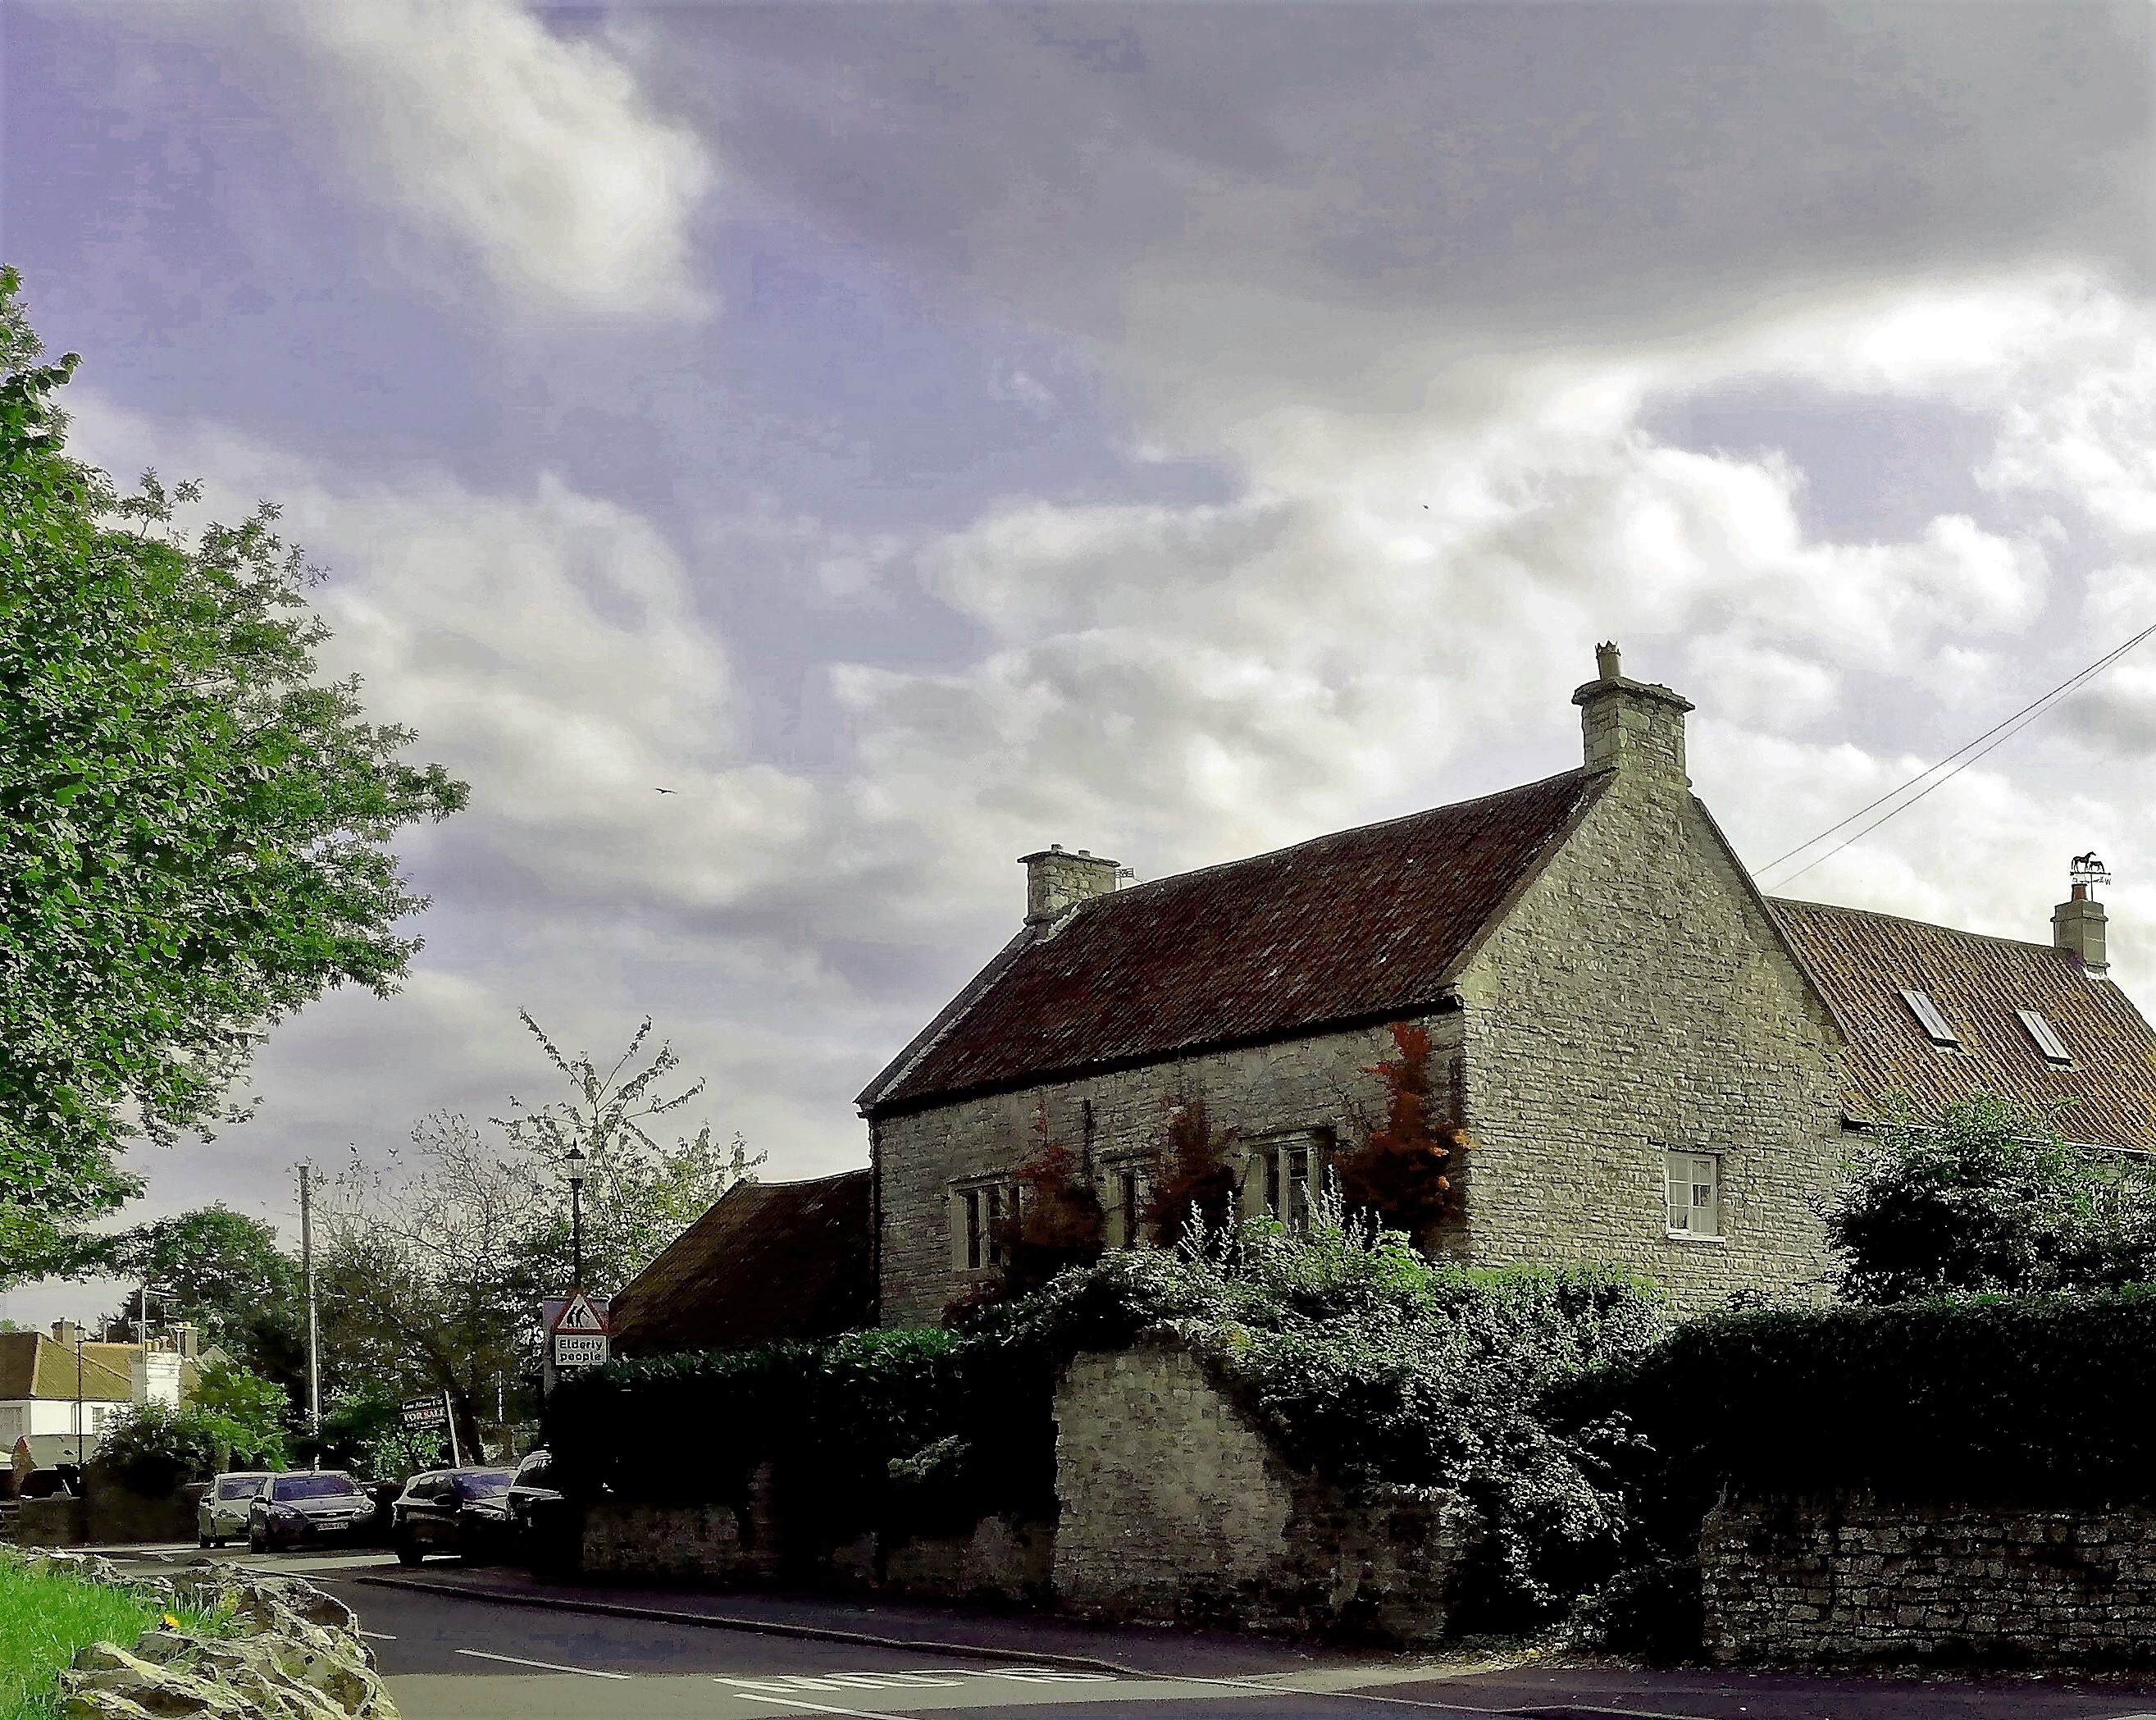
[299,1164,321,1465]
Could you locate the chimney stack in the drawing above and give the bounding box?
[1020,844,1122,924]
[50,1320,80,1349]
[2054,852,2112,977]
[1572,642,1693,784]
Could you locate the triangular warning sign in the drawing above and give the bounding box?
[554,1290,608,1334]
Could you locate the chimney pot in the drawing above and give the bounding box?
[1020,846,1123,924]
[1594,641,1622,681]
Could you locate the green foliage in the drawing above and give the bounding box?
[555,1201,1666,1624]
[0,267,466,1257]
[0,1558,213,1720]
[186,1359,290,1471]
[312,1381,445,1481]
[94,1395,280,1497]
[1584,1289,2156,1518]
[1827,1091,2156,1303]
[80,1207,307,1389]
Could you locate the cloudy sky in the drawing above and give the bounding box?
[7,2,2154,1323]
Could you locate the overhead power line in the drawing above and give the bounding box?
[1756,620,2156,893]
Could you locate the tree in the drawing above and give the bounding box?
[320,1018,759,1458]
[495,1013,763,1290]
[0,267,467,1268]
[1826,1090,2156,1303]
[92,1206,306,1388]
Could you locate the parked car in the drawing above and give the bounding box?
[248,1471,372,1551]
[504,1448,576,1576]
[391,1467,516,1565]
[197,1471,270,1548]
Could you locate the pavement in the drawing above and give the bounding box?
[82,1544,2156,1720]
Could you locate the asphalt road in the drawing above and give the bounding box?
[96,1547,2156,1720]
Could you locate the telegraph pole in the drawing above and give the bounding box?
[299,1164,321,1462]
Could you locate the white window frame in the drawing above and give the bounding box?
[949,1178,1016,1273]
[2017,1008,2076,1068]
[1248,1130,1324,1230]
[1664,1148,1725,1243]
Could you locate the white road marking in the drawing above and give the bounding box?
[358,1631,395,1640]
[718,1675,970,1692]
[724,1692,897,1720]
[454,1649,631,1679]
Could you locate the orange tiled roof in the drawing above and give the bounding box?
[1771,897,2156,1150]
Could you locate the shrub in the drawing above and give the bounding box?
[1575,1287,2156,1548]
[556,1198,1666,1626]
[1333,1022,1465,1239]
[1826,1090,2156,1302]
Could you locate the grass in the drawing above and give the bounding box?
[0,1562,208,1720]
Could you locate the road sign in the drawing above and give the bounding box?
[553,1332,610,1369]
[399,1393,448,1432]
[553,1290,609,1335]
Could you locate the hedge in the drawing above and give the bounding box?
[1577,1287,2156,1530]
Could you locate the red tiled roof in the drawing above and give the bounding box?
[862,770,1605,1115]
[1771,897,2156,1150]
[609,1171,873,1356]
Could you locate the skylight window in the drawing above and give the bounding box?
[1899,988,1962,1049]
[2017,1009,2076,1069]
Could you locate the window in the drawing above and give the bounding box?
[1107,1163,1151,1249]
[951,1181,1013,1271]
[1665,1151,1721,1239]
[1254,1134,1321,1228]
[1898,988,1962,1049]
[2017,1009,2076,1068]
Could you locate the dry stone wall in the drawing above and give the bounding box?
[1702,1495,2156,1667]
[1051,1342,1479,1641]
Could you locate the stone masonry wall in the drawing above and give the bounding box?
[1051,1342,1479,1642]
[1702,1495,2156,1666]
[1456,746,1847,1312]
[875,1020,1462,1330]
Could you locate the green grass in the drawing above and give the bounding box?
[0,1563,202,1720]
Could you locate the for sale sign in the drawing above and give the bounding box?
[400,1393,448,1432]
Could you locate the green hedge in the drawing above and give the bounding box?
[1579,1288,2156,1526]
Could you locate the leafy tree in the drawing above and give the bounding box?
[97,1376,287,1494]
[1826,1090,2156,1303]
[319,1017,759,1459]
[186,1357,290,1471]
[0,267,467,1267]
[494,1013,763,1291]
[1334,1021,1466,1242]
[92,1206,306,1388]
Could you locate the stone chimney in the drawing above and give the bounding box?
[2053,852,2112,977]
[50,1320,81,1348]
[1020,844,1122,924]
[1571,641,1694,785]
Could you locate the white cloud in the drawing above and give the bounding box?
[254,0,714,320]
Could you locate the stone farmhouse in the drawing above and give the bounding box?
[852,646,2156,1325]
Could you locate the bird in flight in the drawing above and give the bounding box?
[654,787,677,795]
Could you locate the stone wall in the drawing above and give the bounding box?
[1051,1342,1479,1641]
[581,1463,782,1583]
[1702,1494,2156,1667]
[1455,705,1848,1312]
[874,1019,1462,1329]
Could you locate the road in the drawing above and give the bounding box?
[95,1546,2156,1720]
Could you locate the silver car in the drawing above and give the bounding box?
[197,1471,270,1548]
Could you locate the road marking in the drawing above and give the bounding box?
[719,1675,969,1692]
[358,1631,395,1640]
[454,1649,631,1679]
[724,1692,898,1720]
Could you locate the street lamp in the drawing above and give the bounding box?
[565,1145,587,1289]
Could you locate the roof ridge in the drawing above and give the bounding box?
[1769,895,2074,961]
[1077,768,1592,911]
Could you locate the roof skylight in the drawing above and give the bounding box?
[1898,988,1962,1049]
[2017,1009,2075,1068]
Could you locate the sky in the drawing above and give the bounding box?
[5,1,2155,1326]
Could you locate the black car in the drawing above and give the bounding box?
[391,1467,516,1564]
[248,1471,372,1551]
[504,1448,577,1576]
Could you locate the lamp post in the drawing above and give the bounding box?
[566,1144,587,1289]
